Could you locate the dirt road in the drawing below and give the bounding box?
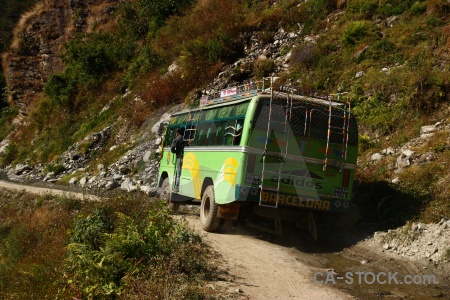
[182,213,353,300]
[0,179,351,299]
[0,179,99,200]
[3,180,446,299]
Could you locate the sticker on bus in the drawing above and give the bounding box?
[260,192,331,211]
[334,187,348,198]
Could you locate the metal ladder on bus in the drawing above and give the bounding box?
[322,93,351,172]
[259,81,293,209]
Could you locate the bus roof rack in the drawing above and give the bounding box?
[200,78,349,108]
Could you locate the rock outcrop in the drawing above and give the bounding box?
[2,0,118,115]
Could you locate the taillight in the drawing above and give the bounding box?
[342,169,351,188]
[247,154,256,173]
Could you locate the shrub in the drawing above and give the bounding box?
[363,39,402,63]
[253,58,275,78]
[376,0,414,18]
[410,1,427,15]
[64,202,210,299]
[358,134,373,152]
[0,143,18,166]
[115,0,194,40]
[290,44,319,70]
[341,21,381,47]
[44,73,76,106]
[43,163,66,175]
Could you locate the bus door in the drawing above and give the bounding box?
[179,116,198,196]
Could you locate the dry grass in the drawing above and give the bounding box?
[10,1,46,51]
[86,2,118,33]
[0,189,74,298]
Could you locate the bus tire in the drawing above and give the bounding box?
[200,186,220,232]
[160,178,180,213]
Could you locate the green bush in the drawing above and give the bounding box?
[0,143,17,166]
[44,163,66,175]
[44,73,76,106]
[363,39,402,63]
[64,202,209,298]
[376,0,414,18]
[116,0,194,40]
[410,1,427,15]
[341,21,381,47]
[358,134,373,152]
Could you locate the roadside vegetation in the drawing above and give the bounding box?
[0,0,448,224]
[0,189,219,299]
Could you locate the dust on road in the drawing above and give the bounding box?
[183,213,353,300]
[0,179,100,200]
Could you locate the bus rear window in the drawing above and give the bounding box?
[252,99,358,146]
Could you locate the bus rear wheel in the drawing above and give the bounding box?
[200,186,220,232]
[160,178,180,213]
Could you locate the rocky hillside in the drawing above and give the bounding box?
[2,0,118,115]
[0,0,449,225]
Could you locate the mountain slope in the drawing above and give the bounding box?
[0,0,449,223]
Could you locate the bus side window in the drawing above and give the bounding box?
[211,121,224,145]
[233,119,244,145]
[184,124,196,142]
[197,123,208,146]
[206,125,213,146]
[224,119,244,146]
[224,120,234,146]
[218,121,227,145]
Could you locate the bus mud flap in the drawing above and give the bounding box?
[217,203,240,220]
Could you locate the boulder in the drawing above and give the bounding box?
[105,180,119,190]
[370,153,383,161]
[143,150,152,162]
[420,125,437,136]
[15,164,32,175]
[80,176,88,187]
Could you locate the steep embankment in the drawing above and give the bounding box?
[2,0,118,115]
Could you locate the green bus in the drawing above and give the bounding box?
[158,81,358,238]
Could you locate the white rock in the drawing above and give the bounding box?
[396,155,410,168]
[420,125,437,136]
[80,176,88,187]
[105,180,119,190]
[371,153,383,161]
[401,149,415,157]
[69,177,78,185]
[15,164,32,175]
[381,147,395,155]
[113,174,123,181]
[143,150,152,162]
[140,185,151,194]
